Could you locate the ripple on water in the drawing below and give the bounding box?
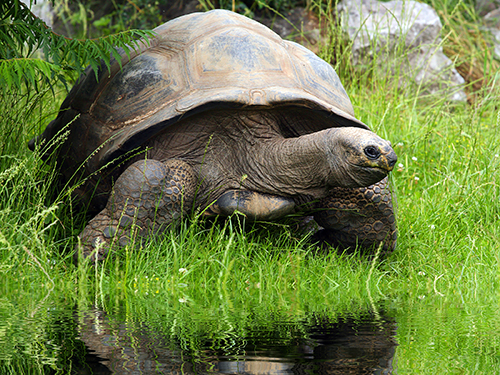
[75,307,397,374]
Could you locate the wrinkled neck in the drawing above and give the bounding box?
[243,129,343,198]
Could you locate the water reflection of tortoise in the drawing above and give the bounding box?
[30,10,397,261]
[77,308,396,374]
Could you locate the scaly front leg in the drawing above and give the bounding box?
[77,159,197,261]
[314,177,397,255]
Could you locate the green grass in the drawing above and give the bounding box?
[1,1,500,373]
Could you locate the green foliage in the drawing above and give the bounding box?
[196,0,307,17]
[52,0,164,37]
[0,0,154,92]
[429,0,499,99]
[0,58,60,92]
[198,0,306,14]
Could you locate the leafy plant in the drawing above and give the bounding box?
[50,0,164,37]
[0,0,154,92]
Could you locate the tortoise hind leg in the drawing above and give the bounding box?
[313,177,397,255]
[76,159,197,261]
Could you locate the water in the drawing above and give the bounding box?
[76,308,396,374]
[0,300,396,374]
[2,288,500,373]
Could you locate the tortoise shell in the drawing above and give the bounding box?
[35,9,369,208]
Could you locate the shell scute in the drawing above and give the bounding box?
[199,29,282,73]
[92,54,182,125]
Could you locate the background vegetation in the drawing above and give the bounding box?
[1,0,499,373]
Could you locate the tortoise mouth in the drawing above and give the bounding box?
[345,162,392,187]
[372,165,394,173]
[351,162,393,173]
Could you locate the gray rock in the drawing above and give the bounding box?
[338,0,466,101]
[484,8,500,60]
[488,29,500,60]
[23,0,55,27]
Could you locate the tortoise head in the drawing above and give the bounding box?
[324,127,397,188]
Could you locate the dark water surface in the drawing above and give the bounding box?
[2,291,500,373]
[75,307,396,374]
[4,271,500,374]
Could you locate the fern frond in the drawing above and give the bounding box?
[0,0,155,91]
[0,58,61,91]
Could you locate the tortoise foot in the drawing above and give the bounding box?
[76,158,197,262]
[314,177,397,255]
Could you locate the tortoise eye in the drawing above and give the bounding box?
[364,146,380,160]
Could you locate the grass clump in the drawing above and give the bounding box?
[432,0,500,97]
[0,90,71,277]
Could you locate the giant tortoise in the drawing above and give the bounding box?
[30,10,398,260]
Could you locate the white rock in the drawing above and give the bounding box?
[484,8,500,60]
[22,0,55,27]
[338,0,466,101]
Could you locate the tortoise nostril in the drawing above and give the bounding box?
[364,145,380,160]
[387,152,398,168]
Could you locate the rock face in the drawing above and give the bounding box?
[484,8,500,60]
[338,0,466,101]
[25,0,55,27]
